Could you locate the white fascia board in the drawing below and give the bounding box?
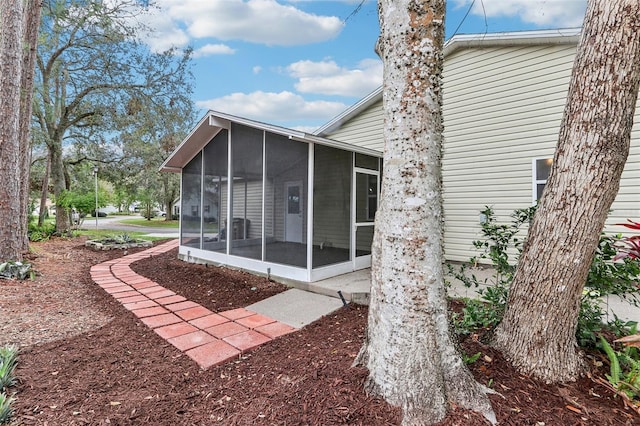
[443,28,581,56]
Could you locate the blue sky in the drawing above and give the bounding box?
[138,0,587,131]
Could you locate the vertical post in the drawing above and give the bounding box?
[93,165,98,229]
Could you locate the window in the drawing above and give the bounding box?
[533,158,553,202]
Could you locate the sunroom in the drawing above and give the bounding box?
[160,111,382,282]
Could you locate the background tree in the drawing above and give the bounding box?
[493,0,640,383]
[0,0,42,260]
[33,0,193,233]
[115,87,195,220]
[356,1,495,424]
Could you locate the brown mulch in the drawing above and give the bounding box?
[0,237,637,425]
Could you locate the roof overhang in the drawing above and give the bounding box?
[160,110,382,173]
[315,28,581,137]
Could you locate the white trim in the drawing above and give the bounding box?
[352,164,379,271]
[261,131,266,260]
[179,246,310,282]
[226,128,232,254]
[199,152,205,249]
[350,152,356,266]
[306,143,314,281]
[310,261,353,282]
[444,28,581,57]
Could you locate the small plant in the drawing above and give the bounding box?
[0,345,18,425]
[449,206,535,335]
[0,393,13,424]
[0,260,35,280]
[463,351,483,365]
[599,332,640,410]
[0,346,18,390]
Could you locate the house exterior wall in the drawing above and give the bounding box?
[326,99,384,150]
[324,41,640,263]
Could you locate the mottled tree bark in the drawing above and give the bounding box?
[0,0,26,261]
[493,0,640,383]
[358,1,495,424]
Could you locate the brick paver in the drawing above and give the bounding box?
[186,340,241,369]
[205,321,248,339]
[223,330,271,351]
[168,330,216,351]
[235,313,276,329]
[90,239,298,370]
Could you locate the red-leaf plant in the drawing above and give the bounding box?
[614,219,640,261]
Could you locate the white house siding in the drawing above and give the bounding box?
[325,40,640,263]
[443,43,640,261]
[327,100,384,151]
[442,44,576,261]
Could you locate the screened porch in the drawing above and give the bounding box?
[161,112,381,282]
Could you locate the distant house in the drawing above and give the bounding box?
[315,28,640,262]
[161,112,381,282]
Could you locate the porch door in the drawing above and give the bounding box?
[285,181,303,243]
[354,170,378,270]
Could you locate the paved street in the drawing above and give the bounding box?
[80,215,179,238]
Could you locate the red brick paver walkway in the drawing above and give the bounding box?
[89,239,296,369]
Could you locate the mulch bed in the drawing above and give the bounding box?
[2,237,639,425]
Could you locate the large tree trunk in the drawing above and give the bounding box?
[358,1,495,424]
[18,0,43,249]
[493,0,640,383]
[38,153,51,227]
[50,142,70,234]
[0,0,26,261]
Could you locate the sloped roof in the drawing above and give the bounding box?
[160,110,382,172]
[313,28,581,137]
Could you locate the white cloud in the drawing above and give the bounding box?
[193,43,236,58]
[452,0,586,27]
[287,58,382,97]
[140,0,344,49]
[135,7,191,52]
[253,66,262,74]
[195,91,348,123]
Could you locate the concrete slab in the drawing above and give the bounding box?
[247,288,345,329]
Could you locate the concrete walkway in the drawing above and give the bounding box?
[90,240,300,370]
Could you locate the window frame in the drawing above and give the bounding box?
[532,157,553,204]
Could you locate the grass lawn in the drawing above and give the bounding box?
[75,229,170,242]
[117,217,179,228]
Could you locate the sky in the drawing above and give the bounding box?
[137,0,588,132]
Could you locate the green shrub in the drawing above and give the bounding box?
[449,206,640,346]
[28,222,55,242]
